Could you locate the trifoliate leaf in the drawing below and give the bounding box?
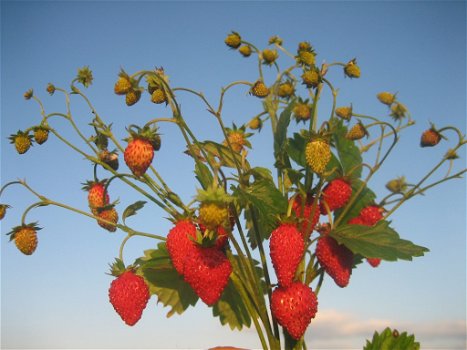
[364,327,420,350]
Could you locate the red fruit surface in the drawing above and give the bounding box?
[271,282,318,340]
[359,205,383,226]
[367,258,382,268]
[316,235,353,288]
[291,195,320,239]
[108,271,150,326]
[124,138,154,177]
[347,216,365,225]
[183,246,232,305]
[319,178,352,215]
[270,224,305,288]
[166,220,198,276]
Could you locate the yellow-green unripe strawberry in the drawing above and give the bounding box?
[248,116,263,131]
[8,223,41,255]
[346,122,368,140]
[301,69,321,88]
[297,50,316,67]
[377,92,396,106]
[298,41,312,52]
[344,59,361,78]
[33,126,49,145]
[305,139,331,175]
[262,49,278,65]
[293,103,311,122]
[277,82,295,98]
[239,45,252,57]
[199,202,229,230]
[250,81,269,98]
[224,31,241,49]
[335,106,353,121]
[390,102,407,121]
[9,131,33,154]
[46,83,56,95]
[151,88,167,104]
[385,176,407,194]
[125,89,141,106]
[0,204,11,220]
[114,76,132,95]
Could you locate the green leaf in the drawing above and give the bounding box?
[202,141,249,169]
[234,178,287,249]
[364,327,420,350]
[330,221,429,261]
[212,280,251,330]
[138,243,198,317]
[287,132,307,167]
[274,100,295,170]
[194,162,213,190]
[330,117,363,178]
[122,201,146,224]
[334,179,376,224]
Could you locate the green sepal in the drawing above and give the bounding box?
[107,258,127,277]
[330,221,429,261]
[364,327,420,350]
[136,243,199,317]
[194,162,214,190]
[7,222,42,241]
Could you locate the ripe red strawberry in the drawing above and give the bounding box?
[316,234,353,288]
[108,270,150,326]
[271,282,318,340]
[359,205,384,226]
[124,138,154,177]
[269,223,305,287]
[199,223,230,249]
[183,246,232,305]
[367,258,381,268]
[166,220,198,275]
[319,178,352,215]
[83,180,109,215]
[291,195,320,239]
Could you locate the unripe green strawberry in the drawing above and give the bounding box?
[385,176,407,194]
[301,69,321,88]
[268,35,283,45]
[114,76,132,95]
[377,92,396,105]
[46,83,56,95]
[346,122,368,141]
[335,106,353,121]
[277,82,295,98]
[420,128,441,147]
[344,59,361,78]
[199,202,229,230]
[24,89,33,100]
[109,270,150,326]
[0,204,11,220]
[297,50,315,66]
[9,131,33,154]
[390,102,407,121]
[262,49,278,65]
[183,246,232,305]
[319,178,352,215]
[166,220,198,275]
[124,138,154,176]
[271,282,318,340]
[125,89,141,106]
[224,31,241,49]
[250,81,269,98]
[270,223,305,287]
[33,126,49,145]
[76,66,93,87]
[238,45,252,57]
[83,180,110,215]
[151,88,167,104]
[248,116,263,131]
[8,223,41,255]
[291,195,320,239]
[305,138,331,175]
[97,206,119,232]
[293,103,311,122]
[297,41,312,52]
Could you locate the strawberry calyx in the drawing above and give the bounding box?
[7,222,42,241]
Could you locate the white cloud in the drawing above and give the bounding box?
[304,309,466,349]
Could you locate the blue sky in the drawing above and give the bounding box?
[1,1,466,349]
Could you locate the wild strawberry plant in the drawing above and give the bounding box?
[2,33,466,349]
